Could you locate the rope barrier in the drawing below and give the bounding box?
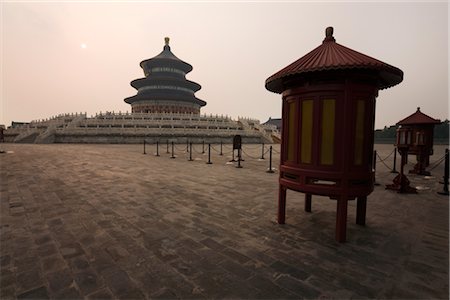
[192,144,206,155]
[210,145,233,155]
[241,148,265,160]
[376,149,395,162]
[374,149,447,172]
[377,171,395,180]
[428,154,447,171]
[174,144,188,152]
[242,144,263,150]
[139,140,447,179]
[376,152,394,171]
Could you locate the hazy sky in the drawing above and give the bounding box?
[1,1,448,129]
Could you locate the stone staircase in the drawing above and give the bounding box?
[271,133,281,143]
[34,126,56,144]
[14,130,40,143]
[65,114,86,128]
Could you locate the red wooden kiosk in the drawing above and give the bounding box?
[386,126,417,193]
[265,27,403,242]
[397,107,440,176]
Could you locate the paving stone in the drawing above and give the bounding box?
[105,245,129,261]
[79,234,96,247]
[41,254,68,274]
[90,252,122,276]
[13,255,39,274]
[36,243,59,258]
[46,268,74,293]
[218,258,254,279]
[16,270,43,294]
[199,237,225,251]
[60,243,85,259]
[195,247,227,264]
[86,288,114,299]
[47,218,63,228]
[169,259,199,277]
[0,274,15,289]
[53,286,82,299]
[74,269,103,296]
[246,274,294,299]
[151,287,178,299]
[221,247,252,264]
[275,274,320,298]
[0,285,15,300]
[270,260,310,281]
[17,286,49,299]
[34,234,52,245]
[10,206,26,216]
[67,256,90,272]
[103,270,138,297]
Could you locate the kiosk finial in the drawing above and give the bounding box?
[323,27,336,43]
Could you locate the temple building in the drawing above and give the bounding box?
[3,38,279,144]
[125,38,206,115]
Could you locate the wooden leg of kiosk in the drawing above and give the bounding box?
[305,194,312,212]
[336,197,348,242]
[356,196,367,226]
[278,186,287,224]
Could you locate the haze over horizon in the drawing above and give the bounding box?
[2,1,448,129]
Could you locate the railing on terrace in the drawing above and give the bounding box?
[54,127,262,137]
[30,112,87,123]
[93,112,233,122]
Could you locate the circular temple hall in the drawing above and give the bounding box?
[124,37,207,115]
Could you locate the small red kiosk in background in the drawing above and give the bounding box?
[265,27,403,242]
[386,126,418,193]
[396,107,440,176]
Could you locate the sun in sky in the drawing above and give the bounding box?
[80,43,87,49]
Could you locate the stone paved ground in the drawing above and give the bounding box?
[0,143,448,299]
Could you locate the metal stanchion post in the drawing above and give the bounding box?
[220,141,223,156]
[170,141,175,159]
[267,146,274,173]
[391,147,398,173]
[188,142,193,161]
[156,141,160,157]
[236,149,242,168]
[261,143,265,159]
[143,140,146,154]
[438,149,449,195]
[206,144,212,164]
[373,150,380,186]
[202,140,205,154]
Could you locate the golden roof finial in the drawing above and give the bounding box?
[164,37,170,46]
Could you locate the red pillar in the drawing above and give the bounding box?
[336,196,348,242]
[304,194,312,212]
[356,196,367,226]
[278,186,287,224]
